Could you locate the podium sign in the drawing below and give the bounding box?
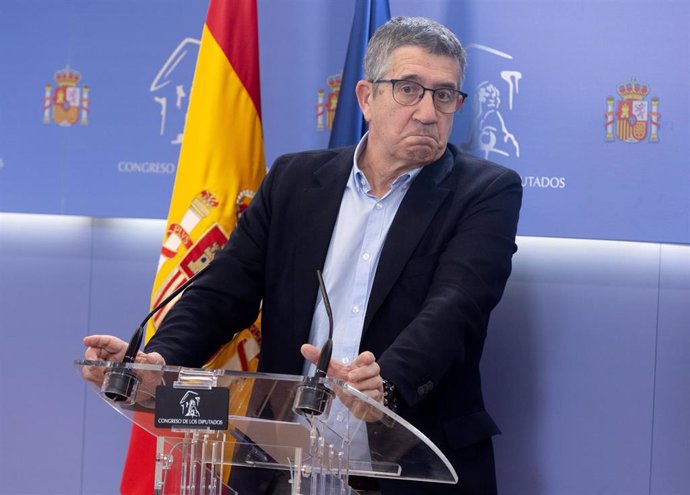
[155,386,229,430]
[76,360,457,494]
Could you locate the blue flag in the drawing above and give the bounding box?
[328,0,390,148]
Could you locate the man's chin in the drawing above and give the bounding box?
[404,143,444,165]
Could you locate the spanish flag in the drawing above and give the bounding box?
[120,0,265,491]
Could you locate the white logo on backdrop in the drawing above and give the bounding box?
[463,44,521,160]
[150,38,201,145]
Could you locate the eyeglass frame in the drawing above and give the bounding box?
[372,79,469,114]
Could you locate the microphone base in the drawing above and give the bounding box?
[102,366,140,404]
[293,377,334,417]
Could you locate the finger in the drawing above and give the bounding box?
[300,344,321,365]
[83,335,127,354]
[349,375,383,393]
[351,350,376,368]
[84,346,100,360]
[89,346,122,362]
[348,360,380,383]
[138,351,166,366]
[300,344,348,380]
[84,344,116,362]
[81,362,107,386]
[83,334,114,350]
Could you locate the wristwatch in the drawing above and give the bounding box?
[381,378,399,413]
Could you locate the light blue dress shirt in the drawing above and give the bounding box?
[304,133,421,374]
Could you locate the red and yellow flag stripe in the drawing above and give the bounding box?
[121,1,265,492]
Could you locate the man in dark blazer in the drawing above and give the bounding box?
[85,16,521,495]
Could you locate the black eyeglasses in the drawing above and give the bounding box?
[373,79,468,114]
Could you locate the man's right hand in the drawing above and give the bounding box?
[82,334,165,387]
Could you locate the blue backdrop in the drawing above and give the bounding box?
[0,0,687,243]
[0,2,689,494]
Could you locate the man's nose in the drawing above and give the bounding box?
[415,90,439,121]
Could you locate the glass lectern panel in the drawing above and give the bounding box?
[76,360,457,495]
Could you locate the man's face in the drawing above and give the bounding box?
[357,45,461,169]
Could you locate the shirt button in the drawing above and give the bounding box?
[341,356,350,364]
[352,305,360,314]
[362,253,371,261]
[375,203,383,210]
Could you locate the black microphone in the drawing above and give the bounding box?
[102,263,212,402]
[294,270,335,416]
[314,270,334,379]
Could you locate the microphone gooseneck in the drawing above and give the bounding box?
[294,270,336,417]
[102,264,212,402]
[122,263,212,364]
[314,270,334,378]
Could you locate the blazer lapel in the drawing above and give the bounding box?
[292,149,354,343]
[363,149,455,334]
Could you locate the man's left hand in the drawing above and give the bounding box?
[300,344,384,404]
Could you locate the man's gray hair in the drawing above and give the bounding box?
[364,17,467,87]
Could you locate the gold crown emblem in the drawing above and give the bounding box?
[189,190,220,218]
[327,74,342,91]
[54,66,82,87]
[198,190,220,209]
[617,79,649,101]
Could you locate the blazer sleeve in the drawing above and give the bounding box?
[377,165,523,408]
[144,161,280,367]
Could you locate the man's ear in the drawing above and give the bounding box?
[355,80,373,122]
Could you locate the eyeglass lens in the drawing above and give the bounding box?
[392,80,462,113]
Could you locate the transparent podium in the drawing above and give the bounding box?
[76,360,457,494]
